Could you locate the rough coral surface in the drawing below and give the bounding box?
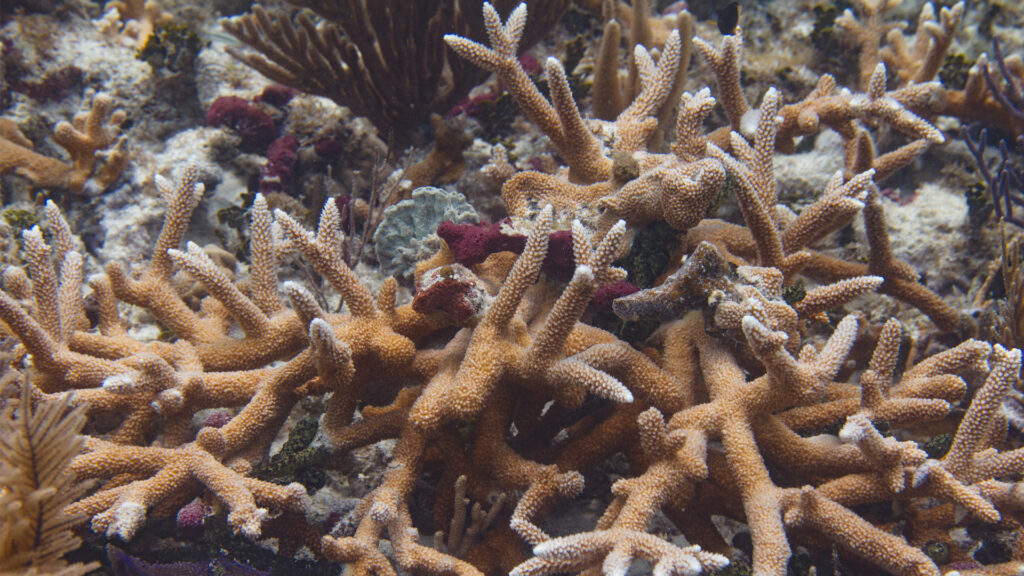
[5,1,1024,576]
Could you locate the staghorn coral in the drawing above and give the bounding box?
[5,1,1024,575]
[447,3,960,334]
[837,0,1024,136]
[0,161,1018,574]
[0,92,128,194]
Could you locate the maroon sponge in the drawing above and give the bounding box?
[437,220,527,267]
[206,95,276,151]
[436,220,577,281]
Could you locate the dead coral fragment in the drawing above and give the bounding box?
[613,241,735,322]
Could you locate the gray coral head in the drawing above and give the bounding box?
[372,186,478,282]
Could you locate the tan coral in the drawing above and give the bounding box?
[1,3,1022,576]
[0,94,127,194]
[446,4,611,183]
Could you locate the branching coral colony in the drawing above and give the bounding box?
[5,1,1024,576]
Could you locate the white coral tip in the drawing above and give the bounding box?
[653,555,701,576]
[103,372,138,394]
[573,265,594,283]
[309,317,332,339]
[23,225,44,243]
[110,502,146,540]
[838,415,867,443]
[607,383,634,403]
[602,546,631,576]
[532,538,563,558]
[369,500,394,523]
[864,275,885,289]
[739,108,761,139]
[154,173,172,194]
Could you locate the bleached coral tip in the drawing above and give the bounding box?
[103,372,137,393]
[369,501,394,523]
[739,109,761,138]
[653,556,700,576]
[573,265,594,283]
[740,315,764,333]
[997,345,1023,367]
[838,417,866,443]
[285,482,312,508]
[309,317,331,337]
[111,502,146,540]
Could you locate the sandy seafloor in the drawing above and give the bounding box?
[2,0,1024,574]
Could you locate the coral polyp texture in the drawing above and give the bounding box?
[4,0,1024,575]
